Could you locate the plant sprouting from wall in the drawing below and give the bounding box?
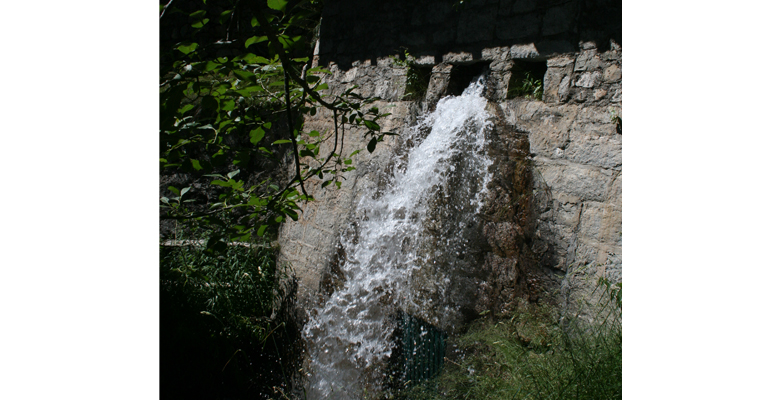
[508,69,543,100]
[392,51,430,100]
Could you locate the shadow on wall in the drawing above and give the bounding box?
[318,0,621,69]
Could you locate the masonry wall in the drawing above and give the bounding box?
[278,0,621,321]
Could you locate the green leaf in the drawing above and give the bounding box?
[267,0,288,11]
[335,181,342,189]
[191,18,209,28]
[245,35,267,48]
[221,99,235,111]
[367,137,377,153]
[263,122,272,129]
[275,215,284,223]
[257,225,268,237]
[168,186,180,196]
[308,130,320,137]
[364,120,380,131]
[250,127,266,145]
[176,42,198,54]
[272,139,292,145]
[190,10,206,19]
[251,17,258,27]
[285,209,299,221]
[180,187,191,197]
[179,103,194,114]
[190,159,203,170]
[350,149,361,156]
[315,83,329,90]
[218,10,232,24]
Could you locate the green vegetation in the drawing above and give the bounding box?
[508,68,544,100]
[160,0,393,249]
[160,0,395,396]
[399,279,622,400]
[392,52,430,100]
[160,237,301,398]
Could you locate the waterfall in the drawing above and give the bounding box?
[303,77,494,399]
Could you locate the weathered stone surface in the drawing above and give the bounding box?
[543,56,574,104]
[574,49,602,72]
[563,133,622,169]
[604,64,622,83]
[533,159,614,202]
[509,43,539,59]
[442,51,474,63]
[425,63,453,109]
[482,46,511,62]
[281,18,622,330]
[575,71,602,88]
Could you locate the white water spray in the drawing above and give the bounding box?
[303,77,494,399]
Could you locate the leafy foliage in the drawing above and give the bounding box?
[160,0,393,249]
[392,51,430,100]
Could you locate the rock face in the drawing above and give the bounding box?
[279,1,622,327]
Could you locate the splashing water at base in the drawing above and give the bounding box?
[303,77,494,399]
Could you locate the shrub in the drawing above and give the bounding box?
[159,239,301,399]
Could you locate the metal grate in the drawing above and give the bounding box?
[394,311,447,387]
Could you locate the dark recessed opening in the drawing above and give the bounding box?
[447,62,489,96]
[404,65,432,100]
[507,60,547,100]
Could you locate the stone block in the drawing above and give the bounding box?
[575,71,602,88]
[603,64,621,83]
[574,49,601,72]
[543,56,574,104]
[442,51,473,63]
[563,133,622,170]
[577,201,622,246]
[547,55,575,68]
[482,46,511,62]
[611,86,621,103]
[533,159,614,202]
[605,172,621,209]
[510,43,539,59]
[519,103,578,156]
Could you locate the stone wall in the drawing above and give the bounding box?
[319,0,621,69]
[278,0,621,322]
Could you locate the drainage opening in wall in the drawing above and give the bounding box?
[507,60,547,100]
[404,64,432,100]
[388,311,447,390]
[447,62,490,96]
